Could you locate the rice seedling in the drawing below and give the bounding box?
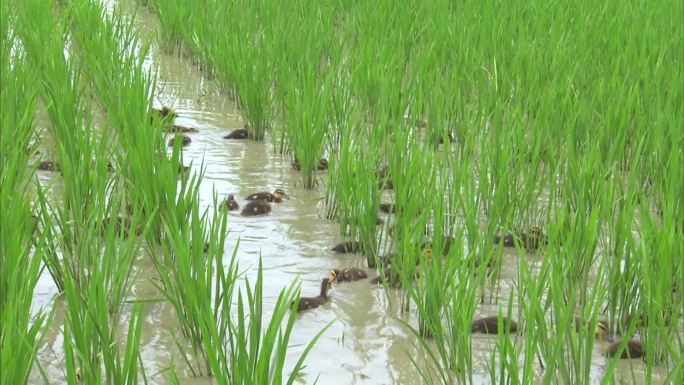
[0,7,48,383]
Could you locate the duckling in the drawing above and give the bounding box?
[332,268,368,282]
[471,316,518,334]
[370,266,394,285]
[220,194,239,211]
[521,226,547,250]
[606,339,644,359]
[296,277,335,312]
[438,132,455,144]
[240,200,271,216]
[101,216,143,238]
[573,317,611,340]
[331,241,362,254]
[36,160,60,172]
[291,158,329,171]
[152,106,177,120]
[493,233,518,247]
[223,128,248,139]
[168,135,192,147]
[164,124,199,133]
[379,203,396,213]
[244,189,288,203]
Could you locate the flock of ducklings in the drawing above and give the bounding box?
[33,106,646,361]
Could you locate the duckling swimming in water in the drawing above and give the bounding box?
[223,129,248,139]
[152,106,177,120]
[36,160,61,172]
[493,227,547,250]
[240,200,271,216]
[245,189,288,203]
[377,166,394,190]
[606,339,644,359]
[332,268,368,282]
[471,316,518,334]
[165,124,199,133]
[168,135,192,147]
[220,194,239,211]
[574,317,611,340]
[296,276,335,312]
[291,158,329,171]
[331,241,362,254]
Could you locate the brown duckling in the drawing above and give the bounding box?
[245,189,288,203]
[573,317,611,340]
[168,135,192,147]
[438,132,455,144]
[36,160,61,172]
[240,200,271,216]
[296,276,335,312]
[220,194,239,211]
[291,158,329,171]
[152,106,177,120]
[370,266,394,285]
[471,316,518,334]
[493,227,547,250]
[331,241,362,254]
[606,339,644,359]
[332,268,368,282]
[165,124,199,133]
[379,203,396,214]
[223,128,248,139]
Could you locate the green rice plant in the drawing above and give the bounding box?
[0,8,48,383]
[282,65,332,189]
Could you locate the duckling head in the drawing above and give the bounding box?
[273,189,289,200]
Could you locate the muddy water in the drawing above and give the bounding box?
[30,1,669,384]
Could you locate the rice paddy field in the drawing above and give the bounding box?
[2,0,683,384]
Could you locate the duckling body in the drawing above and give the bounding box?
[240,200,271,216]
[493,227,547,250]
[370,266,394,285]
[165,124,199,133]
[471,316,518,334]
[379,203,396,213]
[221,194,239,211]
[223,129,248,139]
[377,166,394,190]
[333,268,368,282]
[245,189,288,203]
[153,106,177,120]
[606,339,644,359]
[296,278,333,312]
[331,241,362,254]
[36,160,60,172]
[573,317,611,340]
[168,135,192,147]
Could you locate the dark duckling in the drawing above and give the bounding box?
[331,241,362,254]
[165,124,199,133]
[152,106,177,120]
[296,277,335,312]
[493,227,547,250]
[471,316,518,334]
[379,203,396,214]
[220,194,239,211]
[240,200,271,216]
[438,132,455,144]
[36,160,61,172]
[606,339,644,359]
[493,233,518,247]
[223,128,248,139]
[245,189,288,203]
[292,158,328,171]
[370,266,394,285]
[332,268,368,282]
[168,135,192,147]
